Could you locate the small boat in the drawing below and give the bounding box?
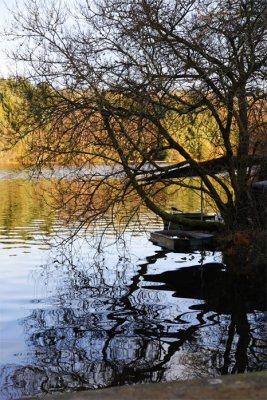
[173,212,216,220]
[163,212,217,230]
[150,230,214,251]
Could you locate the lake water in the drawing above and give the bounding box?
[0,171,266,399]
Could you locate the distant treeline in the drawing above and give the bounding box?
[0,77,31,165]
[0,77,52,165]
[0,77,234,166]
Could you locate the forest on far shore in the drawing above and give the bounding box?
[0,77,235,167]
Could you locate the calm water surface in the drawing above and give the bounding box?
[0,172,266,399]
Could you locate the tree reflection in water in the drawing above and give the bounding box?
[0,245,266,399]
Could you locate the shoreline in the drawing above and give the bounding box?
[25,371,267,400]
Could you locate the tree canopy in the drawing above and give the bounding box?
[6,0,267,231]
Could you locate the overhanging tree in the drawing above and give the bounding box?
[7,0,267,231]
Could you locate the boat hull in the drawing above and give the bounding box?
[163,213,217,230]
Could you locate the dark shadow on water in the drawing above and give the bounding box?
[144,261,267,375]
[144,262,267,314]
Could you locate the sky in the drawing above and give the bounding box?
[0,0,76,78]
[0,0,18,77]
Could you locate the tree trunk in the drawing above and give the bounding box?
[221,187,265,230]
